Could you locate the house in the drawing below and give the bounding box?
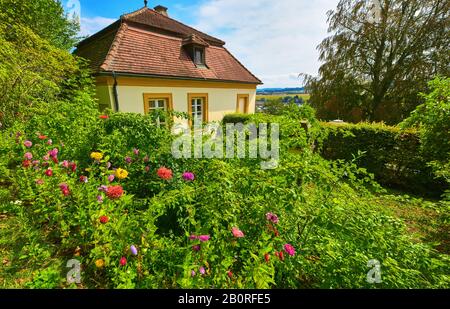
[74,4,262,127]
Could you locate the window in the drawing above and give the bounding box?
[194,47,205,66]
[188,93,208,126]
[143,93,173,125]
[236,94,250,114]
[149,99,167,111]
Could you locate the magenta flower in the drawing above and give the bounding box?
[198,235,210,242]
[24,152,33,160]
[62,160,69,168]
[59,183,68,191]
[266,212,279,224]
[232,227,245,238]
[108,175,115,182]
[284,244,296,257]
[133,148,139,156]
[80,176,88,183]
[191,270,196,277]
[48,148,58,158]
[192,245,201,252]
[182,172,195,181]
[23,140,32,148]
[43,155,49,161]
[199,266,206,275]
[125,156,132,164]
[97,195,104,203]
[189,235,198,240]
[130,245,138,256]
[32,160,40,166]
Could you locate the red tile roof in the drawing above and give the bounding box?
[75,7,261,84]
[122,7,225,46]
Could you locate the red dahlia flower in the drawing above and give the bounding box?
[99,216,109,224]
[119,257,127,266]
[99,115,109,119]
[22,160,31,168]
[45,168,53,177]
[106,185,124,200]
[157,167,173,180]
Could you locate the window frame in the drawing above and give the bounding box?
[143,93,174,125]
[193,47,206,66]
[187,93,209,127]
[236,94,250,114]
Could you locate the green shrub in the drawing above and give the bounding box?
[401,77,450,164]
[321,122,447,196]
[222,113,252,124]
[4,124,448,288]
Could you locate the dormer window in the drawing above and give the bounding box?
[194,47,205,66]
[182,34,209,68]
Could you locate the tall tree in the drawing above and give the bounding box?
[306,0,449,123]
[0,0,80,50]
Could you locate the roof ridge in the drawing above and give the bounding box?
[222,47,263,84]
[123,7,225,45]
[121,7,148,19]
[150,9,225,45]
[100,22,128,71]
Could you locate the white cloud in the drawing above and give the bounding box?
[193,0,339,88]
[79,16,116,37]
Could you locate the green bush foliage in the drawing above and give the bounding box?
[2,113,448,289]
[321,122,447,196]
[222,113,252,124]
[401,77,450,199]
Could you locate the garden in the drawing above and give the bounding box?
[1,78,449,288]
[1,0,449,290]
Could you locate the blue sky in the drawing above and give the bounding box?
[63,0,340,88]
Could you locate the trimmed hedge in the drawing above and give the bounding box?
[321,122,447,196]
[222,113,252,124]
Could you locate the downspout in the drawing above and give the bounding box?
[112,71,120,112]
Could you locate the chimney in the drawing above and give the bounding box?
[154,5,168,17]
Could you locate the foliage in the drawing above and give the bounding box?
[0,22,96,129]
[401,77,450,163]
[0,0,81,50]
[1,112,448,289]
[222,113,253,124]
[321,122,447,196]
[401,77,450,199]
[306,0,450,124]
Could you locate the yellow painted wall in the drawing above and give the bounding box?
[94,76,257,125]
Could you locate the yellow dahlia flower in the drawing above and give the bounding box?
[90,152,103,161]
[95,259,105,268]
[115,168,128,180]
